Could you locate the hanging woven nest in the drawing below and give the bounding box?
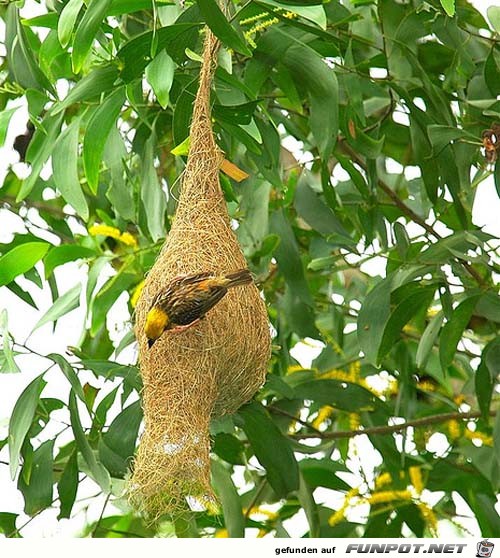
[128,28,271,519]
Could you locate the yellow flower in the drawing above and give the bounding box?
[328,507,346,527]
[349,360,361,381]
[130,280,145,308]
[215,529,229,538]
[447,419,461,441]
[328,488,359,527]
[349,413,361,431]
[240,12,268,25]
[417,502,438,535]
[89,224,122,240]
[465,429,493,446]
[287,364,306,374]
[246,506,278,521]
[312,405,334,429]
[119,231,138,248]
[374,472,392,489]
[409,466,424,495]
[89,224,138,248]
[320,368,351,382]
[367,490,412,505]
[417,380,437,392]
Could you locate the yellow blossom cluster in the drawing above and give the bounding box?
[88,224,138,248]
[417,502,438,534]
[409,466,424,495]
[243,10,297,48]
[464,429,493,446]
[374,472,392,489]
[312,405,334,429]
[328,488,359,527]
[130,280,145,308]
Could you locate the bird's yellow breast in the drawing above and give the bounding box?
[145,306,170,341]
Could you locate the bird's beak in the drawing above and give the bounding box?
[147,338,155,349]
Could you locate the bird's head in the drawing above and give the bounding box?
[145,305,170,348]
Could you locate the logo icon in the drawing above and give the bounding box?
[477,540,494,558]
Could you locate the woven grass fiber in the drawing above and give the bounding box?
[128,27,271,519]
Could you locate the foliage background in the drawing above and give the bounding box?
[0,0,499,538]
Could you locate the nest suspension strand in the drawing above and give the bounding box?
[129,27,271,518]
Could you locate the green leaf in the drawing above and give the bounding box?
[57,451,79,519]
[17,112,65,201]
[0,513,18,537]
[211,460,245,538]
[52,65,120,115]
[104,126,135,220]
[416,312,444,369]
[213,101,260,125]
[427,125,477,154]
[0,107,19,147]
[44,245,95,279]
[17,439,54,516]
[58,0,84,48]
[0,242,50,287]
[297,472,320,538]
[270,210,312,306]
[212,433,245,465]
[487,6,500,33]
[439,295,479,372]
[0,309,20,374]
[476,338,500,418]
[32,284,82,332]
[48,353,86,407]
[281,37,338,156]
[108,0,172,16]
[238,402,299,497]
[141,132,166,242]
[69,390,110,491]
[493,411,500,470]
[393,222,410,259]
[6,6,55,94]
[299,459,350,491]
[357,278,391,367]
[294,179,350,239]
[440,0,455,17]
[117,24,199,82]
[269,209,317,338]
[145,49,176,109]
[378,285,436,363]
[9,373,46,479]
[484,50,500,97]
[293,379,385,413]
[197,0,252,56]
[52,117,89,221]
[72,0,113,73]
[90,271,136,335]
[98,400,142,478]
[83,86,126,192]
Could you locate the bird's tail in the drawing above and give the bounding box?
[224,268,253,288]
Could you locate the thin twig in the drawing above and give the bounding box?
[91,492,111,538]
[244,478,268,520]
[267,404,323,435]
[290,410,497,440]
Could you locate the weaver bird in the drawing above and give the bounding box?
[144,268,253,348]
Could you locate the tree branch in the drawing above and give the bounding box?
[290,410,497,440]
[337,141,488,286]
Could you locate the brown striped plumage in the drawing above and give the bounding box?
[145,269,253,347]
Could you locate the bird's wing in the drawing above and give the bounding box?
[170,284,227,325]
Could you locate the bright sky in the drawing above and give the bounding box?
[0,0,499,539]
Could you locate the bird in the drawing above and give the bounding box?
[144,268,253,348]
